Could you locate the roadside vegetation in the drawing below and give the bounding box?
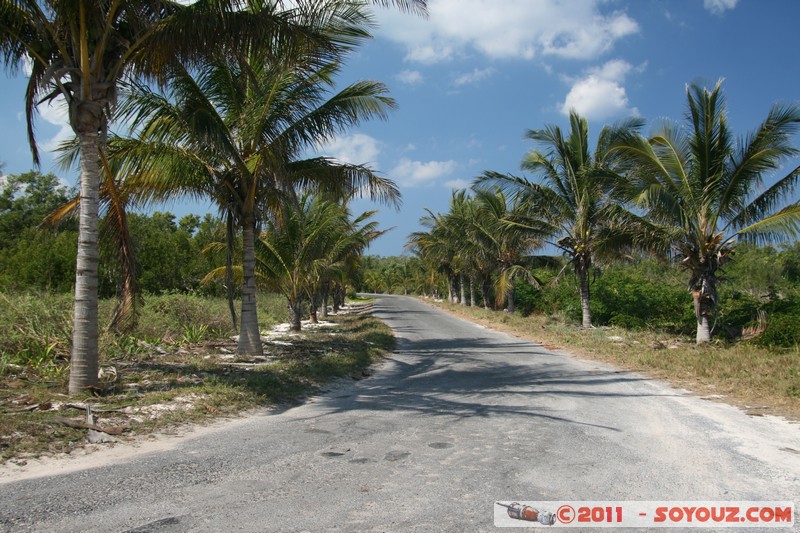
[359,252,800,419]
[0,165,393,465]
[1,0,799,467]
[361,82,800,421]
[0,0,426,395]
[0,292,391,464]
[0,0,426,463]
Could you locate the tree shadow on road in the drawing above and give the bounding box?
[291,333,684,432]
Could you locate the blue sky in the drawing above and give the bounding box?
[1,0,799,256]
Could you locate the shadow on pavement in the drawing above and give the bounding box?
[291,321,680,432]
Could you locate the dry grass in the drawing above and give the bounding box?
[428,300,800,421]
[0,310,393,464]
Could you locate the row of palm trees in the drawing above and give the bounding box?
[109,45,402,355]
[255,194,385,331]
[410,81,800,344]
[408,187,538,312]
[1,0,426,394]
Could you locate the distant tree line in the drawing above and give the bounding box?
[0,170,231,297]
[358,245,800,348]
[394,81,800,346]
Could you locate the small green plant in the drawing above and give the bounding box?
[0,351,11,375]
[8,341,69,380]
[16,340,58,368]
[103,334,150,360]
[181,324,209,344]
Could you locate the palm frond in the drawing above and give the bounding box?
[726,164,800,233]
[717,102,800,224]
[369,0,428,15]
[735,203,800,244]
[202,265,244,286]
[285,157,400,207]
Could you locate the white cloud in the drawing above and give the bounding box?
[316,133,381,166]
[396,69,424,85]
[377,0,639,63]
[704,0,738,15]
[453,67,495,87]
[22,54,75,153]
[405,44,456,64]
[38,96,74,152]
[389,157,458,187]
[560,59,640,121]
[444,178,471,189]
[22,55,32,76]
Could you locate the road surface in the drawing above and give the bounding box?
[1,295,799,532]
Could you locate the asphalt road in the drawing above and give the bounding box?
[2,295,799,532]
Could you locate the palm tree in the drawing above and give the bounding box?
[255,194,381,331]
[0,0,390,394]
[45,150,142,334]
[444,190,478,305]
[610,81,800,343]
[408,196,465,305]
[479,111,648,328]
[113,45,399,355]
[315,207,386,319]
[470,187,542,312]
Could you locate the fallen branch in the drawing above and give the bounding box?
[11,401,53,413]
[51,416,129,435]
[64,403,131,413]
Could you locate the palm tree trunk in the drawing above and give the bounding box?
[69,132,101,395]
[695,303,712,343]
[482,276,492,309]
[459,273,467,306]
[321,284,329,318]
[692,282,715,344]
[577,263,592,328]
[238,216,262,355]
[333,286,343,313]
[469,277,476,307]
[289,298,303,331]
[690,267,720,344]
[309,292,319,324]
[226,213,237,330]
[506,282,515,313]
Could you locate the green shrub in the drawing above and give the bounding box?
[591,267,693,332]
[608,314,646,330]
[755,312,800,348]
[515,274,581,321]
[135,292,249,340]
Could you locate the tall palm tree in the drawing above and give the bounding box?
[45,150,142,334]
[479,111,648,328]
[113,46,399,355]
[610,81,800,343]
[0,0,350,393]
[407,214,448,300]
